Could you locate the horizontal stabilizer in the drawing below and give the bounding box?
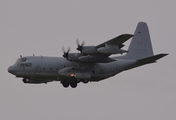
[137,54,168,65]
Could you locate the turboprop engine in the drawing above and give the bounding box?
[97,47,128,54]
[79,46,97,54]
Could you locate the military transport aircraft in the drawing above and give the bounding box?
[8,22,168,88]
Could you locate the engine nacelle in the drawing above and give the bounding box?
[81,46,97,54]
[67,53,82,61]
[97,47,128,54]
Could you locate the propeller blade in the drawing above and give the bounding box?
[67,47,70,53]
[81,40,85,46]
[76,39,85,53]
[62,46,70,60]
[76,38,79,46]
[62,46,65,53]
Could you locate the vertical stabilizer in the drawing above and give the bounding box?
[124,22,154,59]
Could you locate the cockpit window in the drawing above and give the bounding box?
[14,59,20,65]
[14,58,27,65]
[20,58,27,62]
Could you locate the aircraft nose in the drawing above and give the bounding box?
[8,66,15,74]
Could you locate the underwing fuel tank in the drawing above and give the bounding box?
[97,47,128,54]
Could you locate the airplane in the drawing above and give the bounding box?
[8,22,168,88]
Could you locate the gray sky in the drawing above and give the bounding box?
[0,0,175,120]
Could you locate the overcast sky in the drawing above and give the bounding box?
[0,0,175,120]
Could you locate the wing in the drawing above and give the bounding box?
[80,34,133,55]
[63,34,133,63]
[65,52,115,63]
[96,34,133,49]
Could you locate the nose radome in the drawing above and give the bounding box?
[8,66,14,74]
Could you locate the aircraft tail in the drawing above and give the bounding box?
[124,22,154,60]
[114,22,168,70]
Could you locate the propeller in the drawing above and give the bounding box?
[76,39,85,53]
[62,46,70,60]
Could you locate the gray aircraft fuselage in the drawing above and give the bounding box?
[8,56,136,82]
[8,22,168,88]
